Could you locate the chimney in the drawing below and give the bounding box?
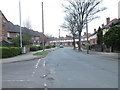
[94,29,96,33]
[106,17,110,24]
[102,24,104,28]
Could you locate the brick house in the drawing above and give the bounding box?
[88,29,97,44]
[81,32,91,45]
[0,10,47,47]
[29,30,47,45]
[49,35,80,47]
[87,17,118,45]
[0,10,8,42]
[5,21,20,40]
[5,22,47,46]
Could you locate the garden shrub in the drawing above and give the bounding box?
[38,46,43,50]
[52,45,56,48]
[45,46,51,49]
[0,47,22,58]
[30,46,39,51]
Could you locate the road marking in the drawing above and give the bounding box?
[42,74,47,78]
[43,60,46,67]
[44,83,47,87]
[35,59,41,68]
[32,59,42,77]
[32,71,36,77]
[44,83,48,90]
[3,80,30,82]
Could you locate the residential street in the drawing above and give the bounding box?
[2,47,118,88]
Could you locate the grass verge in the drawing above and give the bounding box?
[33,50,51,55]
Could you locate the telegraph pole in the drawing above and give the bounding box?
[86,18,89,54]
[42,2,45,51]
[59,29,60,38]
[59,29,61,46]
[19,0,22,48]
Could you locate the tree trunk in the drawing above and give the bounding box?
[78,32,82,51]
[73,35,76,50]
[101,45,103,52]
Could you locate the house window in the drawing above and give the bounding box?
[16,33,19,37]
[7,33,10,37]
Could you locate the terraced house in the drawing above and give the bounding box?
[0,10,47,46]
[0,10,8,42]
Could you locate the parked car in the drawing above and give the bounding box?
[59,45,64,48]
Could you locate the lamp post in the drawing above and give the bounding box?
[19,0,22,48]
[42,2,45,51]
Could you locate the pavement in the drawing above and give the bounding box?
[1,48,57,64]
[81,49,119,61]
[1,47,119,64]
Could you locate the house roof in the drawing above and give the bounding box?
[103,18,118,29]
[23,28,43,37]
[5,21,20,33]
[111,18,120,26]
[5,21,44,37]
[89,18,119,37]
[0,10,8,22]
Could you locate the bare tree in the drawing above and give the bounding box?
[23,18,32,42]
[63,0,106,51]
[61,13,77,49]
[23,18,32,29]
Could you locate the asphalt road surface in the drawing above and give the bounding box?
[2,47,118,88]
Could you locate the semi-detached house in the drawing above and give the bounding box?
[87,17,119,45]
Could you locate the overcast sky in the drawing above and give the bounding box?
[0,0,119,37]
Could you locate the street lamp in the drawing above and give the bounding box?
[19,0,22,48]
[42,2,45,51]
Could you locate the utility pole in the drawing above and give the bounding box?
[59,29,60,46]
[42,2,45,51]
[19,0,22,48]
[86,18,89,54]
[59,29,60,38]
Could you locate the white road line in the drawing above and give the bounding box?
[44,83,47,87]
[32,71,36,77]
[32,59,42,77]
[35,59,41,69]
[43,60,46,67]
[3,80,30,82]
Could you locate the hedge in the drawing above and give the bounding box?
[30,46,43,51]
[45,46,51,49]
[52,45,56,48]
[0,47,22,58]
[30,45,55,51]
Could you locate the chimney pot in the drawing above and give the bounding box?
[102,24,104,28]
[106,17,110,24]
[94,29,96,33]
